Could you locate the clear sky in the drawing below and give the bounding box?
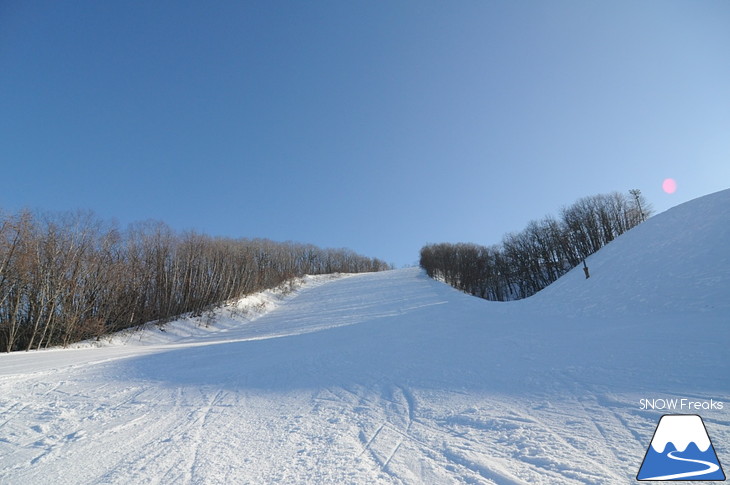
[2,1,729,267]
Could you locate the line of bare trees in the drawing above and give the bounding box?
[0,210,390,352]
[420,191,652,301]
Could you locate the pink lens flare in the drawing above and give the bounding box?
[662,178,677,194]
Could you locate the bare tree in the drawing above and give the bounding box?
[420,190,652,302]
[0,209,391,352]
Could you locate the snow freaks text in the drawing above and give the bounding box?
[640,399,724,411]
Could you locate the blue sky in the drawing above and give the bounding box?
[2,1,729,266]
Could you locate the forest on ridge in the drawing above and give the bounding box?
[420,190,652,301]
[0,210,390,352]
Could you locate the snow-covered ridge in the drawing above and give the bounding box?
[521,188,730,317]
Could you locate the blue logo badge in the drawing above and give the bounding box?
[637,414,725,481]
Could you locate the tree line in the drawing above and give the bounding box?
[0,210,390,352]
[420,190,652,301]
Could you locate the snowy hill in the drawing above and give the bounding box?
[1,190,728,484]
[522,188,730,317]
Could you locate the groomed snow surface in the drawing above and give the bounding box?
[1,189,729,484]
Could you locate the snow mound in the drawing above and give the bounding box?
[522,188,730,317]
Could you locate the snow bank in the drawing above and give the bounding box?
[77,273,347,348]
[522,188,730,317]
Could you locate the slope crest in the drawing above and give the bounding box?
[520,189,730,317]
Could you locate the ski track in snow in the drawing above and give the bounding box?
[1,189,729,484]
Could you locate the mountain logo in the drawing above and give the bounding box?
[637,414,725,481]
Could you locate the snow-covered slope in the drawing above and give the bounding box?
[1,190,728,484]
[522,188,730,317]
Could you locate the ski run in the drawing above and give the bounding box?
[1,189,728,484]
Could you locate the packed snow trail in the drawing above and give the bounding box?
[0,189,728,484]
